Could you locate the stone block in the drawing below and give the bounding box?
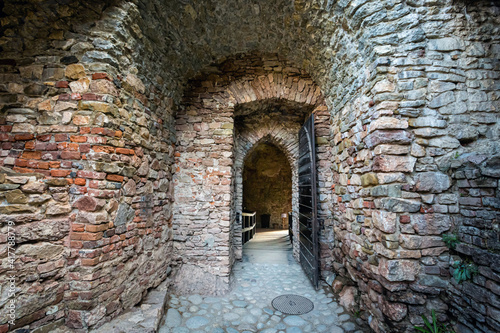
[399,235,444,250]
[379,258,419,281]
[373,155,416,172]
[411,214,451,235]
[364,130,412,148]
[370,117,408,132]
[374,144,410,155]
[115,203,135,226]
[65,64,86,80]
[481,155,500,177]
[361,173,378,186]
[372,210,397,233]
[414,172,451,193]
[379,296,408,322]
[382,198,421,213]
[428,38,465,51]
[73,196,105,212]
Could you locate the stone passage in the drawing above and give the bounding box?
[243,142,292,229]
[1,0,499,332]
[160,230,363,333]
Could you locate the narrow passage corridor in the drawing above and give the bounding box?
[160,230,362,333]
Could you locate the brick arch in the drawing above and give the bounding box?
[225,74,324,108]
[232,124,301,261]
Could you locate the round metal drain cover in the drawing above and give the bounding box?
[272,294,314,315]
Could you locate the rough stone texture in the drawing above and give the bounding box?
[0,0,499,332]
[0,1,174,331]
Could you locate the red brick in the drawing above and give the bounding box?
[116,148,134,155]
[400,215,410,223]
[91,128,105,135]
[58,94,71,101]
[71,232,103,241]
[13,166,35,173]
[34,142,47,150]
[58,142,79,151]
[25,141,35,150]
[49,161,61,168]
[22,151,42,159]
[82,93,100,101]
[41,151,60,160]
[46,142,58,150]
[14,133,34,141]
[80,127,91,134]
[55,134,68,142]
[74,178,86,186]
[51,169,71,177]
[115,130,123,138]
[106,174,124,182]
[92,73,110,80]
[70,135,87,143]
[72,223,85,232]
[71,93,82,100]
[70,241,83,249]
[60,151,81,160]
[77,171,106,180]
[81,258,100,266]
[61,161,72,168]
[89,180,100,188]
[79,144,90,153]
[26,160,39,168]
[38,162,49,170]
[55,81,69,88]
[0,133,10,141]
[37,134,51,141]
[92,145,115,154]
[0,125,12,132]
[15,159,28,167]
[86,224,109,232]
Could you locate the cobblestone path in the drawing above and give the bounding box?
[160,230,363,333]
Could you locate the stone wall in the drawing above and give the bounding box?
[1,0,499,332]
[0,1,175,331]
[325,1,500,332]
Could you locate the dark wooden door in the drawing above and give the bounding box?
[298,114,319,289]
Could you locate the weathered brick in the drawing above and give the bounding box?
[106,174,124,182]
[70,135,87,143]
[60,151,81,160]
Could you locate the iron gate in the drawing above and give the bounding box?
[298,113,319,289]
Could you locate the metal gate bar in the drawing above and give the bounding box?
[298,114,319,289]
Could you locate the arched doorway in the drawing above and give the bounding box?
[242,142,292,231]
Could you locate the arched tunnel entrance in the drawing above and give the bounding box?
[242,142,292,231]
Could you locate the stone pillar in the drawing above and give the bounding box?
[173,103,234,295]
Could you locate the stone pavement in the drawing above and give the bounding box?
[160,230,364,333]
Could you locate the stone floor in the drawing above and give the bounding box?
[159,229,363,333]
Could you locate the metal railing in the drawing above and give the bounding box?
[241,211,256,245]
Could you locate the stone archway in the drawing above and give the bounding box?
[233,123,300,262]
[172,54,331,295]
